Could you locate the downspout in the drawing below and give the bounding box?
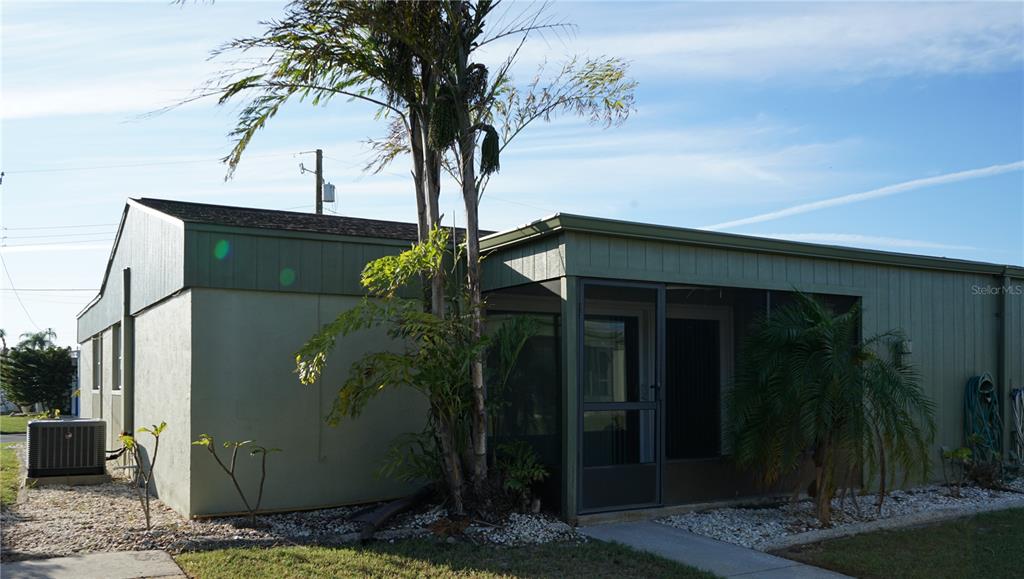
[999,268,1011,455]
[122,268,135,433]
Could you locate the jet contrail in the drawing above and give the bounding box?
[704,160,1024,231]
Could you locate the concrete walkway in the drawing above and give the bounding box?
[2,551,186,579]
[580,521,850,578]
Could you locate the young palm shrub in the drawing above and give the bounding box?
[727,292,935,525]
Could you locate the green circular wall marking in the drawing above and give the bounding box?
[279,267,297,287]
[213,239,231,260]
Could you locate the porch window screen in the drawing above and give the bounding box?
[665,318,721,459]
[486,312,562,511]
[486,313,561,461]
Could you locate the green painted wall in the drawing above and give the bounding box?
[78,326,123,450]
[77,201,425,517]
[188,287,429,516]
[134,291,193,515]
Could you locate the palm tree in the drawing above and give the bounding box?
[0,329,7,352]
[207,0,635,496]
[727,292,935,525]
[19,328,57,350]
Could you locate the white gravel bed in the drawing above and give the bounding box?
[660,479,1024,551]
[1,480,579,561]
[0,480,363,561]
[471,512,579,546]
[384,504,582,545]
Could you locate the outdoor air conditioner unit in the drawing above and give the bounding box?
[27,418,106,478]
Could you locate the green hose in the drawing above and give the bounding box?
[963,373,1002,462]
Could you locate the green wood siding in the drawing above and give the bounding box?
[481,233,566,290]
[184,226,410,296]
[78,208,185,341]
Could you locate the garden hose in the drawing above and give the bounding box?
[963,373,1002,462]
[1011,387,1024,465]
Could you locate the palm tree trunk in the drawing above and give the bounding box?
[456,99,487,491]
[434,409,465,515]
[449,19,488,491]
[410,111,429,244]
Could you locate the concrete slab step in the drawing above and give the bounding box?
[2,550,185,579]
[580,521,849,578]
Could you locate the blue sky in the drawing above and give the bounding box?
[2,1,1022,347]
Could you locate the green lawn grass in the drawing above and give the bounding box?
[0,414,38,434]
[1,443,21,509]
[175,539,716,579]
[778,508,1024,579]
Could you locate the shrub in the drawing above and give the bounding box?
[192,434,280,525]
[496,441,547,511]
[120,422,166,530]
[728,292,935,525]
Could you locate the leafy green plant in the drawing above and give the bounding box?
[941,446,972,498]
[962,433,1003,489]
[1,337,75,415]
[296,227,533,516]
[192,434,281,525]
[120,421,166,530]
[377,431,444,486]
[728,292,936,525]
[496,441,548,511]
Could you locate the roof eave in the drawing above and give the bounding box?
[481,213,1023,278]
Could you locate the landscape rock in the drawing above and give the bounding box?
[1,480,579,561]
[660,478,1024,551]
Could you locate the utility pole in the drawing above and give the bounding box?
[315,149,324,215]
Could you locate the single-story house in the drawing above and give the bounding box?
[78,198,1023,522]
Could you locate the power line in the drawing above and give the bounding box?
[1,238,114,248]
[1,223,117,231]
[1,231,117,240]
[0,253,40,331]
[0,288,97,292]
[2,151,297,176]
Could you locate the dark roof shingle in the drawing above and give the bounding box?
[135,198,423,241]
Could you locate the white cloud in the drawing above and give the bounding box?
[757,233,978,252]
[704,161,1024,230]
[487,2,1023,82]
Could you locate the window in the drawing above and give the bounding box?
[112,323,121,391]
[583,317,639,403]
[92,335,103,391]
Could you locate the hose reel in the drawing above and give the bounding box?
[963,373,1003,463]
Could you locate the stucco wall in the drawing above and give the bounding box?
[78,327,122,448]
[188,287,429,516]
[133,291,193,515]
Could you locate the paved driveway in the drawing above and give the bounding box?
[1,433,26,445]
